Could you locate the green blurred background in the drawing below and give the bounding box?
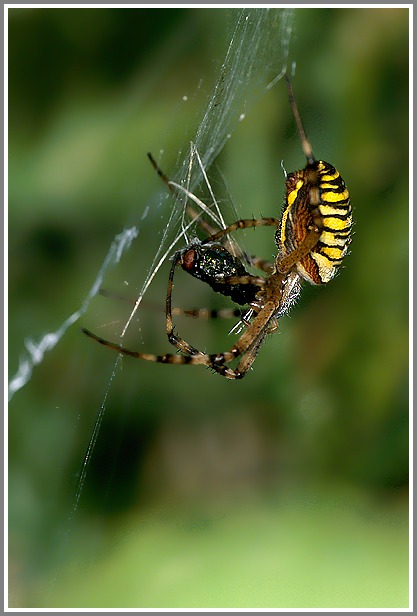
[8,7,409,608]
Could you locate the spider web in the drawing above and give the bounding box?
[120,8,295,339]
[9,7,294,399]
[8,8,295,509]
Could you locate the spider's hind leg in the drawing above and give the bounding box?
[173,307,242,320]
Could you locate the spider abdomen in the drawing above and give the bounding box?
[278,160,352,284]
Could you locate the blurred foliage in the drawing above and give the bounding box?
[8,7,409,608]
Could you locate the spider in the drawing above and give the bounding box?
[82,74,353,380]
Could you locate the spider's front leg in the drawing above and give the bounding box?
[207,295,281,379]
[276,227,321,275]
[164,250,206,357]
[204,270,287,379]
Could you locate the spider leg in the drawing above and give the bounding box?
[82,273,283,380]
[148,151,247,261]
[248,256,274,274]
[277,228,321,274]
[174,307,242,320]
[98,288,241,321]
[206,270,287,378]
[82,271,285,380]
[149,152,279,274]
[156,251,285,378]
[235,324,271,376]
[164,251,206,357]
[81,328,211,366]
[202,217,280,245]
[210,296,280,378]
[185,203,221,239]
[221,274,266,287]
[81,324,263,379]
[147,152,177,196]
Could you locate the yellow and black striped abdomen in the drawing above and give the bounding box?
[278,160,352,284]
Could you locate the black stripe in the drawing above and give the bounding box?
[322,212,351,220]
[332,230,352,237]
[322,224,352,233]
[318,241,347,249]
[320,193,350,201]
[322,199,350,208]
[180,355,193,364]
[319,176,340,183]
[321,203,350,212]
[315,250,343,263]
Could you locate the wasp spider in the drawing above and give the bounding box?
[83,75,352,380]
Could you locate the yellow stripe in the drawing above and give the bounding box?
[311,253,337,283]
[320,172,340,181]
[319,246,343,259]
[323,216,352,231]
[320,182,339,188]
[320,230,347,246]
[279,207,290,245]
[319,204,350,216]
[318,161,329,172]
[333,229,351,237]
[287,179,303,206]
[322,189,350,203]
